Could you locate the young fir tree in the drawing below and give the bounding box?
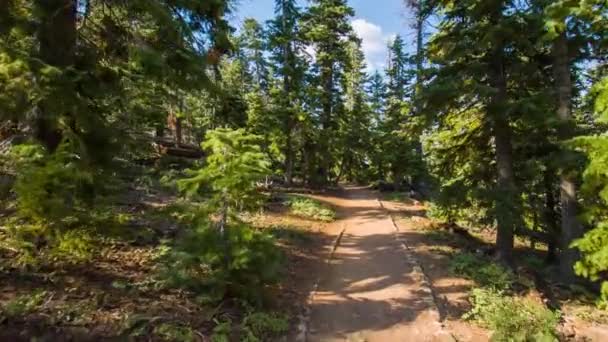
[178,129,270,262]
[172,128,281,300]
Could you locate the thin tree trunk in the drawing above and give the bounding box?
[553,31,583,282]
[335,152,349,185]
[218,197,231,269]
[35,0,77,151]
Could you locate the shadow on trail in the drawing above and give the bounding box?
[305,187,444,339]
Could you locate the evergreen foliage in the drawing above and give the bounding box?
[163,129,281,303]
[1,0,608,337]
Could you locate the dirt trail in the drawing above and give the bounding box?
[307,187,453,342]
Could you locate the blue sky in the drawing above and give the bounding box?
[229,0,416,71]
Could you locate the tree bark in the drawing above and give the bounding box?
[544,168,559,264]
[282,9,295,186]
[319,61,334,184]
[284,127,294,185]
[488,9,519,266]
[553,31,583,282]
[492,111,518,267]
[35,0,77,151]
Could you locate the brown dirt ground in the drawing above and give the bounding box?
[305,186,454,341]
[381,192,608,342]
[0,190,334,341]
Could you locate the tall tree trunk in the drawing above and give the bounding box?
[488,14,519,266]
[318,61,334,184]
[282,15,295,186]
[553,31,583,282]
[410,0,429,196]
[544,168,559,263]
[284,126,294,185]
[493,113,517,266]
[35,0,77,151]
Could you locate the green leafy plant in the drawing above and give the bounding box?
[1,290,47,319]
[242,311,289,341]
[153,322,196,342]
[449,253,515,290]
[159,222,283,303]
[211,318,232,342]
[160,129,282,303]
[287,195,335,222]
[465,288,560,342]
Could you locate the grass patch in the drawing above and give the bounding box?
[211,311,289,342]
[153,322,196,342]
[286,195,335,222]
[268,225,313,244]
[384,192,413,203]
[1,290,47,320]
[422,229,453,243]
[465,288,560,341]
[449,252,515,290]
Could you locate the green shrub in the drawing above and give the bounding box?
[268,225,313,244]
[159,222,283,304]
[384,192,410,202]
[210,312,289,342]
[571,78,608,304]
[12,142,97,228]
[1,290,47,319]
[572,223,608,303]
[2,142,108,265]
[153,323,195,342]
[160,129,281,304]
[287,195,335,222]
[242,311,289,342]
[211,319,232,342]
[449,253,515,290]
[465,288,560,342]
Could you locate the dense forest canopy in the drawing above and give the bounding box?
[1,0,608,339]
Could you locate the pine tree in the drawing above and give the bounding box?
[302,0,356,185]
[424,0,529,265]
[335,39,373,183]
[267,0,306,185]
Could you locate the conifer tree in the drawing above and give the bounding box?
[267,0,306,185]
[302,0,356,185]
[424,0,526,265]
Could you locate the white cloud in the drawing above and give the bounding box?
[351,18,394,72]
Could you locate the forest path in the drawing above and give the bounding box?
[306,186,453,342]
